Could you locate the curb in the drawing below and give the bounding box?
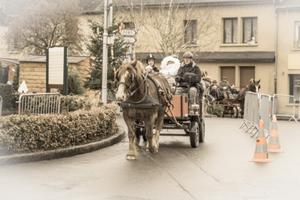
[0,130,126,165]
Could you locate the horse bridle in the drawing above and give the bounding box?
[116,71,148,102]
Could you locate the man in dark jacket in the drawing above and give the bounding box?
[176,51,201,83]
[175,51,203,113]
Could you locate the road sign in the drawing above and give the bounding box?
[123,36,136,44]
[121,29,136,36]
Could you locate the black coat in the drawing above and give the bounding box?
[176,62,201,83]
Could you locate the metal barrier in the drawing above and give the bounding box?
[260,94,273,131]
[272,94,298,122]
[241,92,260,136]
[18,93,61,115]
[241,92,299,137]
[0,96,2,116]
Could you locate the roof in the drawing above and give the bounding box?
[0,56,89,64]
[0,0,274,16]
[82,0,273,14]
[0,57,20,65]
[115,0,270,6]
[136,51,275,63]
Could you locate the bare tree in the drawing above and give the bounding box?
[116,0,218,56]
[7,0,83,55]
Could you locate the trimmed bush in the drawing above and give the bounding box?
[60,95,92,113]
[68,70,85,95]
[0,84,17,114]
[0,105,118,153]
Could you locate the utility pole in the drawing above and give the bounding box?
[102,0,112,104]
[101,0,108,104]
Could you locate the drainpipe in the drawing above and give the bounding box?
[274,0,279,94]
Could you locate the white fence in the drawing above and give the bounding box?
[18,93,61,115]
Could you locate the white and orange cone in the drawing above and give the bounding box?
[268,115,282,153]
[251,119,270,163]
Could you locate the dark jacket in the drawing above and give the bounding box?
[176,61,201,83]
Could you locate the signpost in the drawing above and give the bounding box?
[46,47,68,95]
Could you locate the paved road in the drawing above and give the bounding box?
[0,117,300,200]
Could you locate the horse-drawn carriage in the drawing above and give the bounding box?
[206,79,260,118]
[115,60,205,159]
[134,72,205,148]
[162,72,205,147]
[207,80,241,118]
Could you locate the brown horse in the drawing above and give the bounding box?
[115,60,171,160]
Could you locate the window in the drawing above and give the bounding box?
[243,17,257,43]
[289,74,300,102]
[295,22,300,48]
[184,20,197,45]
[223,18,237,44]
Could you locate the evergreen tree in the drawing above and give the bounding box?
[87,21,128,95]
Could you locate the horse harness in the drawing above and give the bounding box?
[120,73,173,110]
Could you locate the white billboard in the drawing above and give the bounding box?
[48,47,65,85]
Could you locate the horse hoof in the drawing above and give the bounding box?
[149,147,158,154]
[126,155,136,160]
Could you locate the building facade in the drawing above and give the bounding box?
[81,0,279,94]
[79,0,299,97]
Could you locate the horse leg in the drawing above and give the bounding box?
[124,119,137,160]
[145,115,157,154]
[154,112,164,151]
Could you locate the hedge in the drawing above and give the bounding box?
[0,105,118,153]
[60,95,92,113]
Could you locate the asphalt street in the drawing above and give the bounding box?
[0,117,300,200]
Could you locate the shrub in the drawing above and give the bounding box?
[0,84,17,114]
[60,95,92,113]
[0,105,119,153]
[68,70,85,95]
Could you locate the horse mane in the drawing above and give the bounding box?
[115,60,145,85]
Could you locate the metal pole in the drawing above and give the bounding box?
[274,4,278,94]
[102,0,108,104]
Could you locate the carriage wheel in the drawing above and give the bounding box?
[199,119,205,143]
[189,121,200,148]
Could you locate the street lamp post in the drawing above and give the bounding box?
[101,0,108,104]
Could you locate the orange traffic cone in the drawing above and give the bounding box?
[268,115,282,153]
[251,119,270,163]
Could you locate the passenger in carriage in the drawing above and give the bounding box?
[160,55,180,89]
[145,54,159,73]
[175,51,203,103]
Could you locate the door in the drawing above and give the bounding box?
[240,66,255,88]
[220,66,235,85]
[0,66,8,84]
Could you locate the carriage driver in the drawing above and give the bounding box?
[145,54,159,73]
[175,51,203,104]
